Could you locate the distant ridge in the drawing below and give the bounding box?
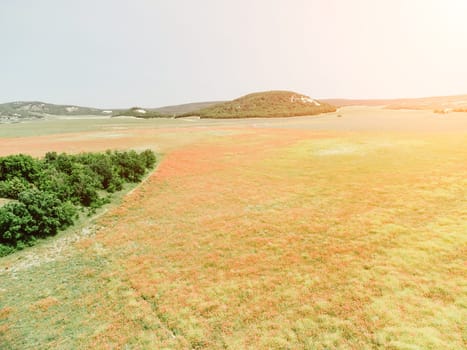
[114,101,223,118]
[322,94,467,111]
[4,92,467,124]
[321,99,394,107]
[179,91,337,119]
[152,101,224,116]
[0,101,110,123]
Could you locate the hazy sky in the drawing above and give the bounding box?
[1,0,467,108]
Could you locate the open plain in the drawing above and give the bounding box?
[0,107,466,349]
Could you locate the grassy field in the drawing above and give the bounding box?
[0,108,466,349]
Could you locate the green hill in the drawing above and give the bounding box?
[0,101,111,123]
[152,101,224,116]
[112,107,171,118]
[0,92,337,122]
[179,91,337,118]
[113,102,226,118]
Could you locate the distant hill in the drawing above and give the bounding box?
[179,91,337,119]
[112,107,171,118]
[321,99,394,107]
[5,92,466,124]
[323,94,467,112]
[113,102,223,118]
[0,101,112,123]
[152,101,224,116]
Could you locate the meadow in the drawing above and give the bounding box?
[0,108,466,349]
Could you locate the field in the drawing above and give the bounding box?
[0,107,466,349]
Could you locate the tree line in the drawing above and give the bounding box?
[0,149,156,256]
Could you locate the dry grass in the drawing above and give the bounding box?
[0,112,466,349]
[0,198,14,207]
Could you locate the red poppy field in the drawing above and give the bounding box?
[1,110,466,349]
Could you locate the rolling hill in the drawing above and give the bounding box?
[323,94,467,111]
[0,100,227,122]
[179,91,337,118]
[112,107,171,118]
[152,101,224,116]
[113,102,223,118]
[0,101,112,123]
[6,92,467,124]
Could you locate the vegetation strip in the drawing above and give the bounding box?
[0,149,156,256]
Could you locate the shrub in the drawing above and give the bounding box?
[0,154,40,182]
[66,163,100,206]
[72,152,122,192]
[35,166,72,202]
[140,149,157,169]
[0,243,16,256]
[112,150,146,182]
[18,189,76,238]
[0,149,156,256]
[0,191,76,253]
[0,202,33,246]
[44,152,74,175]
[0,177,31,199]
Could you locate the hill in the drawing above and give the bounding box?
[180,91,337,118]
[152,101,224,116]
[97,102,224,119]
[322,98,395,107]
[0,101,111,123]
[112,107,171,118]
[323,94,467,111]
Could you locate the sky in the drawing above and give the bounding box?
[1,0,467,108]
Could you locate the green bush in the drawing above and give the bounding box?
[0,191,76,249]
[140,149,157,169]
[0,202,33,246]
[18,189,76,238]
[72,152,122,192]
[0,149,156,256]
[44,152,74,175]
[0,154,40,182]
[66,163,100,206]
[112,150,147,182]
[0,177,32,199]
[35,166,72,202]
[0,243,16,256]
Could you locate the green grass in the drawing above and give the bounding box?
[0,117,198,138]
[0,174,159,347]
[1,128,465,349]
[0,107,466,349]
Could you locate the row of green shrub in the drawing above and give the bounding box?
[0,149,156,256]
